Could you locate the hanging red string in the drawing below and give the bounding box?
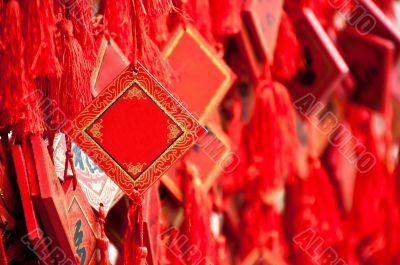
[123,189,147,265]
[182,161,211,265]
[97,203,111,265]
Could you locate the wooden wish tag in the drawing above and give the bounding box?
[29,135,77,264]
[162,125,234,202]
[242,0,284,64]
[162,24,236,123]
[53,133,123,215]
[63,179,99,265]
[338,28,395,112]
[288,8,348,104]
[11,145,52,264]
[65,62,206,198]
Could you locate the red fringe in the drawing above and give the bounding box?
[209,0,241,37]
[103,0,133,56]
[130,0,173,85]
[57,19,92,123]
[245,67,298,191]
[0,0,44,136]
[271,11,304,81]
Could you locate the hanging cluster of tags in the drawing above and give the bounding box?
[0,0,400,264]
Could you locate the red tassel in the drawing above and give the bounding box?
[271,11,304,81]
[97,204,111,265]
[130,0,173,85]
[23,0,60,78]
[245,66,298,191]
[179,0,214,43]
[143,0,175,16]
[103,0,133,56]
[0,0,44,137]
[182,161,211,265]
[59,0,96,66]
[57,19,92,123]
[208,0,241,37]
[123,190,147,265]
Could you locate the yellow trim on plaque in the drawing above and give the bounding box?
[83,78,187,183]
[163,24,234,123]
[124,162,147,175]
[88,118,104,141]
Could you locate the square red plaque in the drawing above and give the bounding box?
[65,63,206,198]
[288,8,349,103]
[338,28,395,111]
[243,0,284,63]
[162,24,236,123]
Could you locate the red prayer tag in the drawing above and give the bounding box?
[11,145,52,264]
[338,28,395,111]
[64,180,99,265]
[243,0,284,63]
[91,37,130,96]
[289,8,348,103]
[235,22,263,83]
[162,24,236,122]
[357,0,400,56]
[65,63,206,198]
[29,135,76,264]
[162,125,232,202]
[53,133,123,214]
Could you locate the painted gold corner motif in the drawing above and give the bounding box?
[124,162,147,176]
[123,86,147,100]
[66,63,206,198]
[88,119,103,142]
[167,120,181,143]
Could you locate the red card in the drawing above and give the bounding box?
[53,133,123,214]
[11,145,51,264]
[91,37,130,96]
[162,125,232,202]
[357,0,400,56]
[65,63,206,198]
[29,135,76,263]
[64,180,99,265]
[243,0,284,63]
[289,8,348,103]
[235,22,263,83]
[163,24,236,122]
[338,28,395,111]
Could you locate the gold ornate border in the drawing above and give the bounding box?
[66,63,206,197]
